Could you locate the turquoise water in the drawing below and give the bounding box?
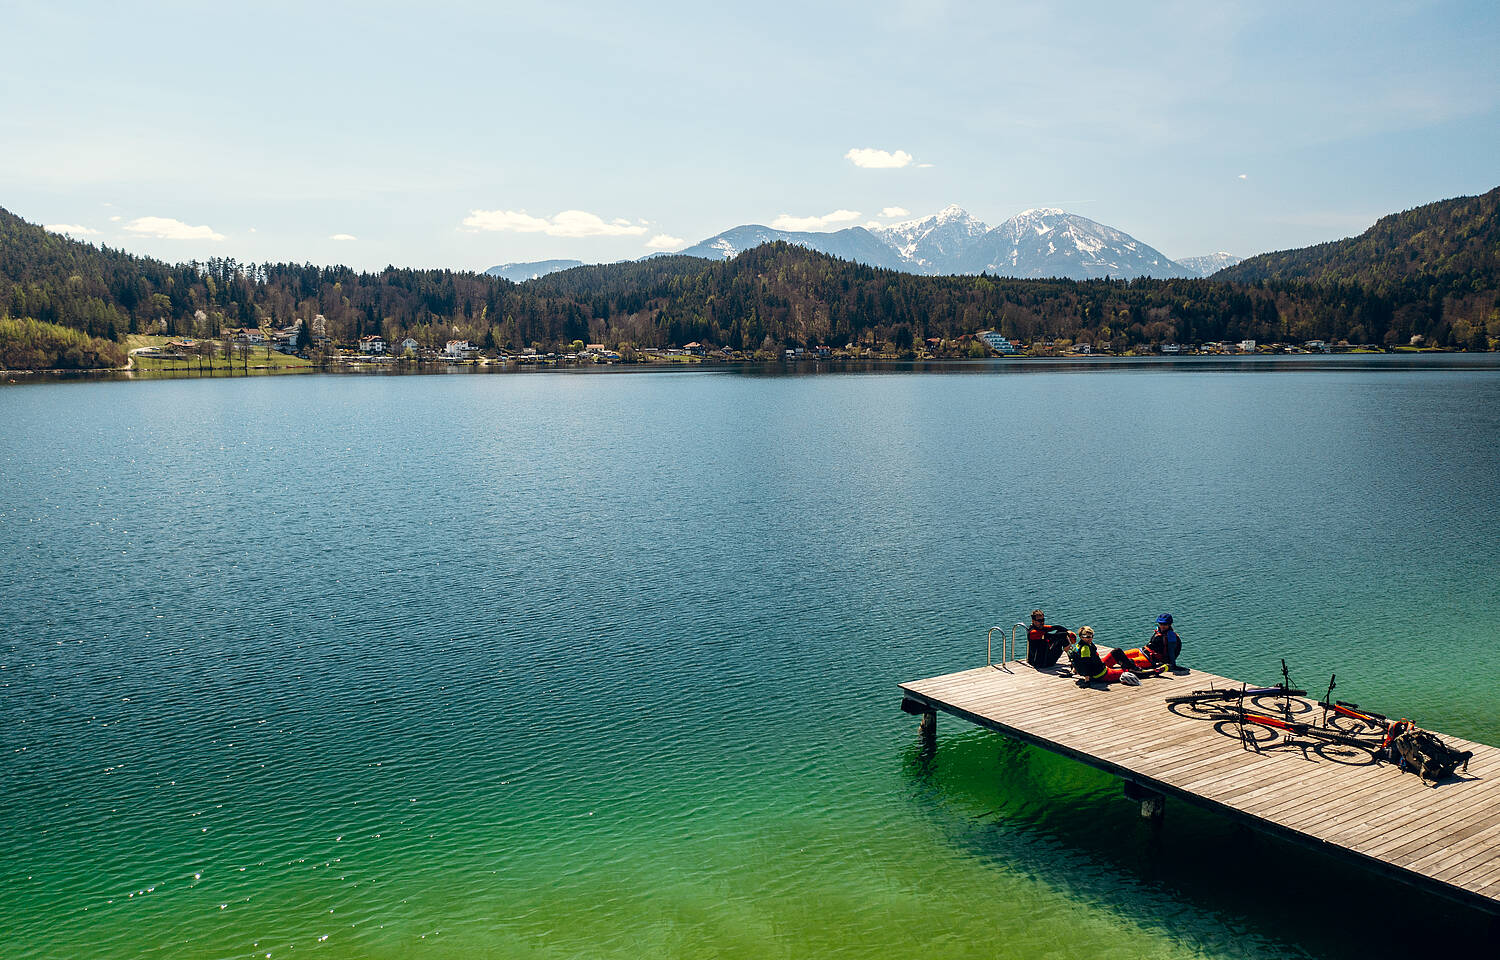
[3,357,1499,958]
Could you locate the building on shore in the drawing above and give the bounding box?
[978,330,1017,354]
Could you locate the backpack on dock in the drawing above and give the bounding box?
[1390,726,1472,783]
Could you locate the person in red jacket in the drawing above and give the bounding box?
[1145,613,1181,669]
[1026,609,1071,667]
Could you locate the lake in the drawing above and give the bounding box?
[3,355,1499,958]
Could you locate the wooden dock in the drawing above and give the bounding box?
[899,660,1500,916]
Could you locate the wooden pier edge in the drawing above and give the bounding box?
[899,664,1500,918]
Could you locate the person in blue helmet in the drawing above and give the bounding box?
[1145,614,1181,669]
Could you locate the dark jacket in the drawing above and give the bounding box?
[1146,626,1180,667]
[1026,623,1069,667]
[1073,638,1106,679]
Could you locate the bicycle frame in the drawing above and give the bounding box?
[1165,684,1306,705]
[1231,708,1379,752]
[1325,699,1390,730]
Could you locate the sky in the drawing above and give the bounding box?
[4,0,1498,273]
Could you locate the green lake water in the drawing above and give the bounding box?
[3,356,1499,958]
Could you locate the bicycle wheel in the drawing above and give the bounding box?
[1311,737,1380,767]
[1212,717,1279,747]
[1248,693,1313,717]
[1167,698,1237,722]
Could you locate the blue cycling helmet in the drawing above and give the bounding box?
[1156,613,1173,625]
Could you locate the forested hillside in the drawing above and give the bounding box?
[3,188,1498,367]
[1215,187,1500,348]
[1218,187,1499,288]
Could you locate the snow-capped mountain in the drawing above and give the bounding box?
[962,208,1195,279]
[867,204,990,273]
[674,224,909,271]
[484,259,585,282]
[678,205,1197,280]
[1175,252,1243,277]
[489,207,1235,283]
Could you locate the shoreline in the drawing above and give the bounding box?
[4,350,1496,386]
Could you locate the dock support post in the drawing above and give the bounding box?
[1140,795,1165,821]
[1122,780,1165,822]
[901,697,937,747]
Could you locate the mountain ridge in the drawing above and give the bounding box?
[492,205,1223,282]
[485,259,585,283]
[1214,186,1500,289]
[1176,252,1243,277]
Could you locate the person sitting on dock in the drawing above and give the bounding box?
[1026,609,1071,668]
[1145,614,1181,669]
[1068,626,1140,687]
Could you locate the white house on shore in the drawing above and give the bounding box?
[978,330,1017,354]
[444,339,472,359]
[400,337,420,355]
[359,335,386,355]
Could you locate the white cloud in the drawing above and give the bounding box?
[880,206,910,218]
[329,233,357,241]
[44,223,100,236]
[916,163,934,168]
[645,234,685,251]
[770,209,862,231]
[462,209,549,232]
[462,208,648,238]
[1238,173,1248,180]
[108,215,121,222]
[845,147,914,169]
[123,216,225,241]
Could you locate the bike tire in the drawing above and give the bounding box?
[1168,699,1237,722]
[1211,718,1280,747]
[1248,693,1313,717]
[1310,737,1380,767]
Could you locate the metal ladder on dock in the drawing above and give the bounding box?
[986,622,1028,672]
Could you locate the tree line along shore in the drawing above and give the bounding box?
[2,187,1497,372]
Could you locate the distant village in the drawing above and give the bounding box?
[133,313,1386,370]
